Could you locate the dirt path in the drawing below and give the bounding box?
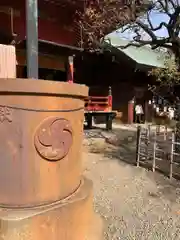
[83,126,180,240]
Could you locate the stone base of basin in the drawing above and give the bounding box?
[0,177,103,240]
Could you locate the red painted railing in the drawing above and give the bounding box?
[85,87,112,112]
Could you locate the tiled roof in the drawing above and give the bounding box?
[104,33,167,69]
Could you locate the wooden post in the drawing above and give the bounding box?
[128,98,134,124]
[164,125,167,141]
[152,128,157,172]
[146,125,150,161]
[145,101,148,123]
[108,86,112,111]
[157,124,160,135]
[136,126,141,167]
[170,131,175,179]
[0,45,16,78]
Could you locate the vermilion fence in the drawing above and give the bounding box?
[85,86,112,112]
[85,96,111,112]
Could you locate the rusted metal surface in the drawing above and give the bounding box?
[0,178,103,240]
[0,78,87,96]
[34,117,73,161]
[0,78,88,207]
[0,106,13,122]
[0,77,102,239]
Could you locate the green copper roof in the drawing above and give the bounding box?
[104,33,166,69]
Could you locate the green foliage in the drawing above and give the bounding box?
[148,57,180,87]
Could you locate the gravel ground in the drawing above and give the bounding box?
[83,125,180,240]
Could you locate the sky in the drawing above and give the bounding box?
[113,10,170,41]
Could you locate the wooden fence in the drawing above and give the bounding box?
[136,125,180,179]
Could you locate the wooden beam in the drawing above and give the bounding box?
[16,50,65,71]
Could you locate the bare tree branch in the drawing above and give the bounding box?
[169,0,176,10]
[147,10,154,29]
[147,10,169,31]
[76,0,148,50]
[116,36,171,50]
[136,20,158,40]
[76,0,180,70]
[117,41,151,49]
[176,0,180,7]
[157,0,172,16]
[116,0,180,68]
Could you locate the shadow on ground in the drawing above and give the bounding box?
[84,126,137,166]
[84,126,180,203]
[85,125,180,178]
